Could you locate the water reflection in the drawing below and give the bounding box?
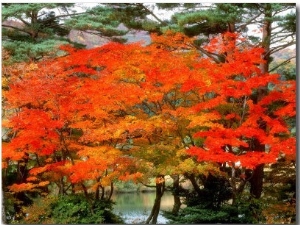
[111,191,174,224]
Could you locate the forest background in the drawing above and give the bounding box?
[1,2,297,224]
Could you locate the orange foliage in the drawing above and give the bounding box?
[2,31,295,194]
[9,183,37,192]
[185,33,295,169]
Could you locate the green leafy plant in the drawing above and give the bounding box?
[50,194,124,224]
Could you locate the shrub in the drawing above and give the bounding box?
[50,194,123,224]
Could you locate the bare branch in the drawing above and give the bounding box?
[237,12,263,32]
[270,41,296,55]
[269,56,296,73]
[41,11,86,23]
[137,3,166,25]
[17,17,31,26]
[140,181,156,188]
[2,24,32,36]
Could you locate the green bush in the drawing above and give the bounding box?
[50,194,124,224]
[164,174,265,224]
[164,205,241,224]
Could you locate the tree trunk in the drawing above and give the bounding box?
[95,185,100,200]
[58,178,65,195]
[30,10,39,40]
[171,174,181,215]
[101,186,105,200]
[146,175,165,224]
[81,183,89,199]
[172,195,181,216]
[248,132,266,198]
[17,153,29,184]
[249,164,265,198]
[185,173,202,195]
[108,182,114,200]
[71,183,75,194]
[247,5,272,199]
[260,4,272,75]
[230,166,248,205]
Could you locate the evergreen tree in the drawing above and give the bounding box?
[2,3,74,62]
[104,3,295,66]
[2,3,126,63]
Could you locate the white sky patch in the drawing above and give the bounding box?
[73,2,100,12]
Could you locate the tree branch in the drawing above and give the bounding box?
[140,181,156,188]
[237,12,263,32]
[43,11,86,22]
[269,41,296,55]
[137,3,166,25]
[17,17,31,26]
[2,24,32,36]
[269,56,296,73]
[190,43,222,63]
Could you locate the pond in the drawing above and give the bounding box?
[111,191,175,224]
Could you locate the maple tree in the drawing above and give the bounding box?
[184,32,296,201]
[2,32,205,222]
[2,30,295,223]
[2,44,145,219]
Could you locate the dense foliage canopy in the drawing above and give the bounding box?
[2,3,296,224]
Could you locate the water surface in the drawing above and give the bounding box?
[112,191,175,224]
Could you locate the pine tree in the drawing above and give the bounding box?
[2,3,125,63]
